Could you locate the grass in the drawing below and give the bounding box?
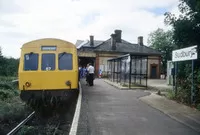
[0,76,32,135]
[156,89,176,99]
[166,89,176,100]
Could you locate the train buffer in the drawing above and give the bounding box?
[12,79,18,83]
[11,79,19,85]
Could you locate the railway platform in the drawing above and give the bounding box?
[76,79,199,135]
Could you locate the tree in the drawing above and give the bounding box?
[0,46,2,56]
[0,46,7,76]
[164,0,200,52]
[164,0,200,104]
[5,58,19,76]
[147,28,176,76]
[0,47,19,76]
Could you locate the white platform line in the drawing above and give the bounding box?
[69,82,82,135]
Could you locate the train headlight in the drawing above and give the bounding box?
[65,81,71,86]
[25,82,31,87]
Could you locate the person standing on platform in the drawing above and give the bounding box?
[78,66,81,80]
[80,66,84,78]
[99,69,102,78]
[86,64,89,85]
[87,63,94,86]
[83,66,86,78]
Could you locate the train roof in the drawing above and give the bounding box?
[22,38,76,48]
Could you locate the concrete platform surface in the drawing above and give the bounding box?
[140,93,200,133]
[147,79,173,91]
[77,79,199,135]
[104,79,172,91]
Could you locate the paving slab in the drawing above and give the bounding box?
[147,79,173,91]
[103,79,172,91]
[140,92,200,133]
[77,79,199,135]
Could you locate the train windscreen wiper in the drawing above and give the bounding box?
[59,52,66,59]
[28,52,33,56]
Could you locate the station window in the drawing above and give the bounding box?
[58,52,73,70]
[24,53,38,71]
[42,54,55,71]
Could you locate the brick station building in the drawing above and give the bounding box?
[76,29,162,79]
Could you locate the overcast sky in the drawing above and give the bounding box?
[0,0,179,58]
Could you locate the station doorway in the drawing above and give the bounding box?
[78,57,96,68]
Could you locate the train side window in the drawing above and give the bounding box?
[24,53,38,71]
[42,54,55,71]
[58,52,73,70]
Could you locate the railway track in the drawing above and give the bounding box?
[6,97,78,134]
[6,110,66,135]
[7,111,35,135]
[5,81,79,135]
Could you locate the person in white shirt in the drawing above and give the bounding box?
[87,63,94,86]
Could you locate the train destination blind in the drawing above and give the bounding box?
[41,46,57,51]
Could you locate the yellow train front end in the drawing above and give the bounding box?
[18,38,79,106]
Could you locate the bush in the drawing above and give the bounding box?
[0,98,30,122]
[174,63,200,105]
[197,104,200,111]
[0,98,33,134]
[0,77,33,134]
[0,89,16,100]
[0,80,19,101]
[175,86,191,104]
[0,82,13,89]
[17,126,38,135]
[0,76,17,82]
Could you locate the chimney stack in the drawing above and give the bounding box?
[114,29,122,43]
[138,36,143,46]
[90,35,94,46]
[111,33,117,50]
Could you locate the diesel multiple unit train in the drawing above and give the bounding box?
[18,38,79,107]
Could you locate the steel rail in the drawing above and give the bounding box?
[7,111,35,135]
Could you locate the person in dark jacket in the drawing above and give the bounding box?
[85,64,89,85]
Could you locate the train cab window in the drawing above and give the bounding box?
[42,54,55,71]
[58,52,72,70]
[24,53,38,71]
